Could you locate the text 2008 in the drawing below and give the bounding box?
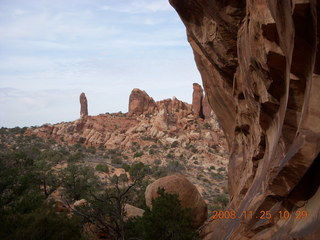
[210,210,308,220]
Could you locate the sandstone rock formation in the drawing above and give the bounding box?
[192,83,204,118]
[145,174,207,228]
[80,92,88,119]
[170,0,320,239]
[124,204,145,220]
[128,88,156,115]
[202,95,212,120]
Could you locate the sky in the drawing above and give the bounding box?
[0,0,201,128]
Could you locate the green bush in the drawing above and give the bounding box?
[86,146,96,154]
[210,194,229,211]
[126,188,198,240]
[67,152,84,163]
[154,159,161,165]
[211,172,224,181]
[148,148,156,155]
[0,204,84,240]
[203,122,211,130]
[111,157,123,165]
[133,151,143,158]
[166,153,174,159]
[166,160,185,173]
[122,163,131,172]
[129,162,150,179]
[171,141,179,148]
[95,164,109,173]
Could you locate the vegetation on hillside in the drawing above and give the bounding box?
[0,127,209,240]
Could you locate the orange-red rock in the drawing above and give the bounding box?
[202,95,212,120]
[145,174,207,228]
[170,0,320,239]
[192,83,204,118]
[80,92,88,119]
[128,88,156,115]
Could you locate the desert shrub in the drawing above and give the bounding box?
[217,167,225,172]
[212,194,229,211]
[98,144,105,151]
[211,172,224,181]
[154,159,161,165]
[95,164,109,173]
[60,163,97,201]
[78,137,86,144]
[150,144,158,149]
[148,148,156,155]
[67,152,84,163]
[171,141,179,148]
[126,188,198,240]
[133,151,143,158]
[203,122,211,130]
[151,166,167,178]
[122,163,131,172]
[86,146,96,154]
[166,153,174,159]
[0,203,84,240]
[129,162,150,179]
[111,157,123,165]
[166,160,185,173]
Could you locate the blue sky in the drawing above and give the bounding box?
[0,0,201,127]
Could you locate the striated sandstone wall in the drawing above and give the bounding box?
[170,0,320,239]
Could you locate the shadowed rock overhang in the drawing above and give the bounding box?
[170,0,320,239]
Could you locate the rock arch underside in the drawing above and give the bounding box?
[170,0,320,239]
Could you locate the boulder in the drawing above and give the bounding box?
[124,204,145,220]
[145,174,207,228]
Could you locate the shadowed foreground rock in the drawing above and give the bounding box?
[145,174,207,228]
[170,0,320,239]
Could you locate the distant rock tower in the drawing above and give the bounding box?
[128,88,156,115]
[202,95,212,119]
[80,92,88,119]
[192,83,204,118]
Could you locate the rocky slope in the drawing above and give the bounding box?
[170,0,320,239]
[25,86,229,207]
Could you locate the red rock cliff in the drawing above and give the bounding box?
[170,0,320,239]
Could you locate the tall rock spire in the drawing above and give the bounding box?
[80,92,88,119]
[192,83,204,118]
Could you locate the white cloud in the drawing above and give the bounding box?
[12,8,28,16]
[0,0,202,128]
[101,0,173,14]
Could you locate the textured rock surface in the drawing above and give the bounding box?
[80,92,88,119]
[128,88,156,115]
[124,204,144,220]
[192,83,204,118]
[170,0,320,239]
[202,95,212,120]
[25,87,227,157]
[145,174,207,228]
